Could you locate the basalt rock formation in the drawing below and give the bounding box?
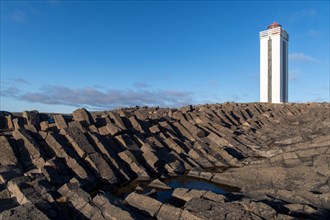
[0,103,329,219]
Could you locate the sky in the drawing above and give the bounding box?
[1,0,329,113]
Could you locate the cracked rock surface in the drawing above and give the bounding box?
[0,103,329,219]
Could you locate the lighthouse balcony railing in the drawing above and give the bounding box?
[259,27,288,40]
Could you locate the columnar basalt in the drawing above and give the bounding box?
[0,103,329,219]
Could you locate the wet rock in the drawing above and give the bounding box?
[202,191,226,203]
[172,188,189,200]
[148,179,171,190]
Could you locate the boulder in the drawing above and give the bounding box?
[22,110,40,129]
[157,204,182,220]
[118,150,150,180]
[44,132,92,182]
[53,114,67,129]
[0,136,18,166]
[7,176,57,217]
[125,192,162,217]
[148,179,171,190]
[92,194,135,220]
[39,121,49,131]
[85,152,118,184]
[180,209,205,220]
[0,166,22,183]
[0,203,50,220]
[12,128,46,169]
[7,176,31,204]
[72,108,94,124]
[149,124,160,133]
[61,127,95,158]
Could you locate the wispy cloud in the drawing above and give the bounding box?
[289,53,318,63]
[3,85,194,110]
[0,87,21,97]
[12,78,31,85]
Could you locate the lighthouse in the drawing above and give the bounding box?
[260,22,289,103]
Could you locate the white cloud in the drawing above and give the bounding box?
[5,85,195,110]
[0,87,21,97]
[289,53,318,63]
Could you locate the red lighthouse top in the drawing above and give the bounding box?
[267,21,282,29]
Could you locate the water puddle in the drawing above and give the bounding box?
[113,175,239,205]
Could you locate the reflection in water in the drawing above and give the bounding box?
[114,175,239,205]
[152,176,237,204]
[165,176,229,194]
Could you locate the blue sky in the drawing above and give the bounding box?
[1,0,329,113]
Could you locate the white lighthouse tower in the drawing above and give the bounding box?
[260,22,289,103]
